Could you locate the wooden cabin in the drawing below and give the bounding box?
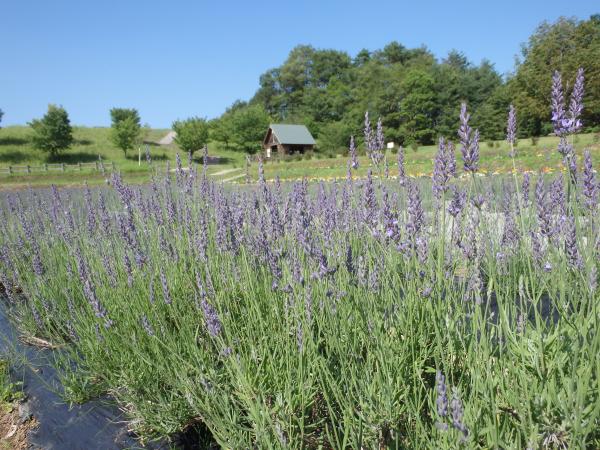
[262,124,316,158]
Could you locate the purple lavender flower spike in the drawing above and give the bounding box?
[415,235,429,264]
[436,371,448,419]
[406,180,425,237]
[201,297,222,338]
[567,68,584,134]
[160,270,172,305]
[296,322,303,353]
[450,387,469,441]
[446,140,456,178]
[564,215,583,269]
[258,156,265,184]
[582,149,598,212]
[349,135,359,170]
[522,172,531,206]
[141,315,155,337]
[176,152,183,173]
[448,187,466,218]
[535,177,553,237]
[202,145,208,176]
[32,246,45,277]
[364,112,383,165]
[363,169,377,227]
[506,104,517,154]
[376,117,385,151]
[345,243,355,277]
[458,103,479,173]
[364,111,374,152]
[397,146,406,185]
[433,137,452,199]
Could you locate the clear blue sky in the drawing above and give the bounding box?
[1,0,597,128]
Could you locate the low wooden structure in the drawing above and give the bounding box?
[262,124,315,158]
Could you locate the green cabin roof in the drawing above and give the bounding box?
[267,124,315,145]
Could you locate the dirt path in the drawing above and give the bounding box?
[210,168,241,177]
[222,173,246,183]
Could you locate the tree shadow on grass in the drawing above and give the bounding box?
[47,152,101,163]
[75,139,93,146]
[147,153,170,161]
[191,155,233,165]
[0,137,29,146]
[142,140,162,147]
[0,151,30,164]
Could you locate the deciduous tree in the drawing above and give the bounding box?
[29,104,73,157]
[110,108,141,156]
[172,117,210,155]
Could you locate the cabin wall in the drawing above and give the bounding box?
[263,132,285,153]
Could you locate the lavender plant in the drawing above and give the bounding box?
[0,71,598,450]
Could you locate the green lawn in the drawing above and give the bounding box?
[0,125,599,188]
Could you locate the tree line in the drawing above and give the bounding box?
[3,15,598,158]
[211,14,600,153]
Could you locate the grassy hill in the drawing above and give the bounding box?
[0,126,247,187]
[0,125,599,188]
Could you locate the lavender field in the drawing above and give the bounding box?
[0,70,599,449]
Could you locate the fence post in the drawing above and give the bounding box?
[61,163,65,172]
[8,166,12,175]
[95,161,99,171]
[78,162,82,171]
[44,163,48,172]
[26,165,31,173]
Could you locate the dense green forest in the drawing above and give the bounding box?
[210,15,600,153]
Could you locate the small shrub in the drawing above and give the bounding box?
[410,142,419,152]
[531,136,539,146]
[487,141,494,148]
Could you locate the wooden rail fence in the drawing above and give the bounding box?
[0,161,117,176]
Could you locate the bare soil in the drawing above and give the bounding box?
[0,402,37,450]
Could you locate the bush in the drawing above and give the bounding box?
[410,142,419,152]
[29,104,74,157]
[487,141,494,148]
[531,136,539,146]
